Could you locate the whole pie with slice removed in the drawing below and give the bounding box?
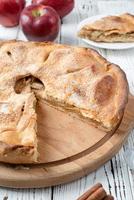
[0,40,128,163]
[78,13,134,42]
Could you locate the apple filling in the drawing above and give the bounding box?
[79,28,134,42]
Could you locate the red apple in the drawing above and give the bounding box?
[0,0,25,27]
[20,4,60,41]
[32,0,74,18]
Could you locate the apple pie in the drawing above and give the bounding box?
[78,13,134,42]
[0,40,128,163]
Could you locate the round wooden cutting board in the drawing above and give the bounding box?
[0,95,134,188]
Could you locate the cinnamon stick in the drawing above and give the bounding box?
[86,187,107,200]
[103,195,114,200]
[77,183,114,200]
[77,183,102,200]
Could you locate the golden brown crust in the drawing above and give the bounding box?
[0,40,128,163]
[78,13,134,42]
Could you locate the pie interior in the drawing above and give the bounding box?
[78,13,134,42]
[0,41,128,163]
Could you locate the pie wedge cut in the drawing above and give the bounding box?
[0,40,128,163]
[78,13,134,42]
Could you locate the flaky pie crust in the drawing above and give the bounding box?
[0,41,128,163]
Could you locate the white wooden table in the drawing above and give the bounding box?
[0,0,134,199]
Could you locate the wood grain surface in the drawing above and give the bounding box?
[37,100,111,163]
[0,0,134,200]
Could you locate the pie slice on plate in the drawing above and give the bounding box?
[78,13,134,42]
[0,41,128,163]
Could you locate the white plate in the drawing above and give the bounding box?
[77,14,134,50]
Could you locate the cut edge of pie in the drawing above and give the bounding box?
[78,13,134,42]
[0,93,38,163]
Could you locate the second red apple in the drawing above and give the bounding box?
[32,0,74,18]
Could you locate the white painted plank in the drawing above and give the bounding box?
[0,26,19,40]
[0,188,52,200]
[97,0,134,15]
